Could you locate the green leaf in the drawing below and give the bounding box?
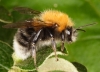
[13,44,68,71]
[0,41,13,72]
[67,39,100,72]
[72,62,87,72]
[0,6,12,23]
[38,52,78,72]
[0,22,16,45]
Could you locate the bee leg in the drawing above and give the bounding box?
[49,32,58,61]
[31,44,37,69]
[51,37,58,61]
[61,32,65,52]
[30,29,42,69]
[61,32,68,54]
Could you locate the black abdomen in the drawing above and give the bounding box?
[15,28,36,48]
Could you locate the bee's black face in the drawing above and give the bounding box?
[65,27,77,42]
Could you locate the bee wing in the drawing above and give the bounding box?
[2,19,33,28]
[14,7,41,15]
[2,19,52,29]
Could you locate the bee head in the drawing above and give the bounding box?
[64,27,85,43]
[64,22,96,43]
[65,27,76,43]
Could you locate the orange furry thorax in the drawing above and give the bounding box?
[39,10,74,32]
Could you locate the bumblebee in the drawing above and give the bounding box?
[3,7,96,67]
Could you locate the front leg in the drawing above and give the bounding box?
[61,32,68,54]
[61,32,65,52]
[29,29,42,69]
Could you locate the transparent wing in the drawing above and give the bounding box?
[14,7,41,15]
[2,19,34,28]
[2,19,51,29]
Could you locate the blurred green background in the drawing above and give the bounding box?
[0,0,100,72]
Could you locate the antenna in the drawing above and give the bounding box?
[75,22,97,32]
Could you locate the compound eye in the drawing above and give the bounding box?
[65,28,73,42]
